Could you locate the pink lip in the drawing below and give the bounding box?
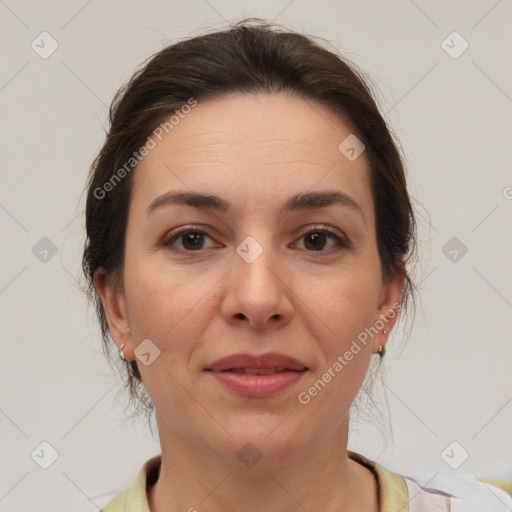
[204,352,308,398]
[204,352,308,372]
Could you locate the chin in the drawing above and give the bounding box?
[205,415,313,468]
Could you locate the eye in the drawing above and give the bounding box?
[162,224,349,254]
[162,225,219,252]
[293,225,349,252]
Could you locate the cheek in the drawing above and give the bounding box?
[123,254,219,362]
[305,268,381,344]
[122,261,213,423]
[297,283,376,426]
[295,268,380,408]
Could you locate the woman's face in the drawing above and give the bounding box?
[97,92,403,464]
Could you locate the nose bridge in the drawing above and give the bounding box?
[234,232,280,298]
[223,230,293,328]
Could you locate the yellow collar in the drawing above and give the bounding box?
[101,451,409,512]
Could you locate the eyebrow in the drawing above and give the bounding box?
[146,190,364,220]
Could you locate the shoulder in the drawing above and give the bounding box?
[401,473,512,512]
[100,490,128,512]
[348,451,512,512]
[100,455,161,512]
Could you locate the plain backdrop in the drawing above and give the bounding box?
[1,1,511,510]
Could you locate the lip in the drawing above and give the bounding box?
[204,352,308,398]
[204,352,308,372]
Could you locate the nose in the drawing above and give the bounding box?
[221,237,294,330]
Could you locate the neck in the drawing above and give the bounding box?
[147,414,379,512]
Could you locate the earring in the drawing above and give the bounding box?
[383,330,387,335]
[378,345,385,358]
[119,343,126,361]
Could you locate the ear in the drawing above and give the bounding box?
[94,270,135,361]
[372,271,405,354]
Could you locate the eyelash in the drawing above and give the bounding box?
[162,224,350,254]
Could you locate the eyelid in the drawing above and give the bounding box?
[161,224,216,246]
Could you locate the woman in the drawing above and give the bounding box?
[82,19,511,512]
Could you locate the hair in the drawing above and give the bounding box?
[82,18,417,430]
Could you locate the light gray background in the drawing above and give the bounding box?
[1,1,511,511]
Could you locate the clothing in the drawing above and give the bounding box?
[100,451,512,512]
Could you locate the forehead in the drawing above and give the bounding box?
[131,92,372,216]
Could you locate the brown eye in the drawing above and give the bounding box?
[304,232,329,251]
[295,226,349,252]
[162,224,349,254]
[163,227,217,252]
[179,232,206,250]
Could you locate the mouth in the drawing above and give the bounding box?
[221,367,302,375]
[204,352,308,397]
[204,352,308,372]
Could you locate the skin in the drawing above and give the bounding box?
[95,92,404,512]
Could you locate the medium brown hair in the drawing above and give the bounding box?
[82,19,417,423]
